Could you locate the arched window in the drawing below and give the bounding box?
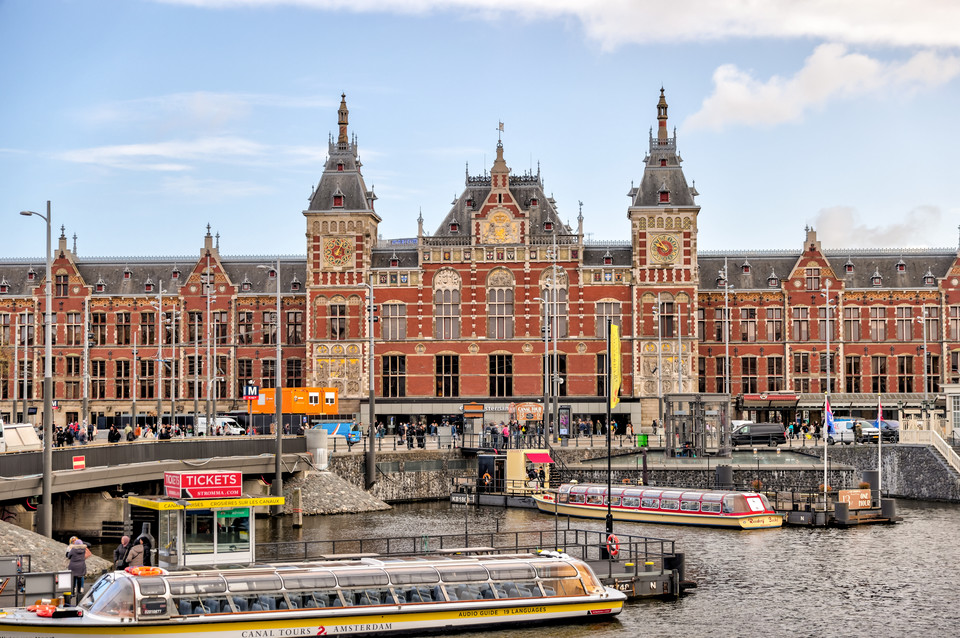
[433,269,461,340]
[487,268,514,339]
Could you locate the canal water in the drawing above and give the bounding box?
[256,499,960,637]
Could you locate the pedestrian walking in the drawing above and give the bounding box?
[113,535,131,570]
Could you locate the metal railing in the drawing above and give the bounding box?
[900,429,960,475]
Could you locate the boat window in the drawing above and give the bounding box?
[574,564,605,595]
[172,595,235,615]
[80,574,115,610]
[606,495,621,506]
[623,489,643,498]
[135,577,167,596]
[640,489,663,498]
[660,491,683,500]
[217,594,283,613]
[281,571,338,590]
[758,493,774,510]
[336,569,389,588]
[621,497,640,508]
[285,591,341,609]
[437,565,489,582]
[341,587,395,606]
[225,574,283,592]
[745,495,767,512]
[558,484,572,494]
[167,577,227,595]
[532,562,578,579]
[385,567,440,585]
[640,498,659,509]
[681,492,704,501]
[680,500,700,512]
[444,582,495,601]
[660,499,680,510]
[722,494,750,513]
[568,493,585,504]
[493,581,541,599]
[395,584,445,603]
[701,492,724,502]
[88,578,136,617]
[484,563,536,581]
[557,493,569,504]
[701,502,722,513]
[585,494,604,505]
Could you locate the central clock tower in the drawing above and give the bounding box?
[628,89,701,413]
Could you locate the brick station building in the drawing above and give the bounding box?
[2,91,959,431]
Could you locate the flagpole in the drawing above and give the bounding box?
[877,396,883,494]
[824,395,829,512]
[605,318,613,537]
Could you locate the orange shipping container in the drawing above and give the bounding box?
[250,387,339,416]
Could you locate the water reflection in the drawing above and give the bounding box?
[261,499,960,636]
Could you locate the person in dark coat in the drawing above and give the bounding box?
[125,538,146,568]
[66,537,91,603]
[113,535,131,570]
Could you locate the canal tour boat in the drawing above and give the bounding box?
[534,483,783,529]
[0,553,626,637]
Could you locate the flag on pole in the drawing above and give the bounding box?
[610,324,621,409]
[498,121,504,132]
[875,395,883,430]
[824,395,835,437]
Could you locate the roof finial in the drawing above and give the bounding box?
[497,120,504,142]
[657,88,669,142]
[206,223,211,236]
[59,224,65,238]
[72,233,77,254]
[215,232,220,250]
[338,93,349,147]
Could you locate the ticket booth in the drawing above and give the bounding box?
[127,471,284,571]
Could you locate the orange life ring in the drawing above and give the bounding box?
[606,533,620,558]
[125,566,166,577]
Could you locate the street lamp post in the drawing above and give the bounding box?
[917,310,928,410]
[364,280,376,489]
[259,261,283,514]
[654,293,663,432]
[20,202,53,538]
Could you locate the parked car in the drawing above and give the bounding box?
[880,420,900,443]
[829,419,880,445]
[730,422,786,447]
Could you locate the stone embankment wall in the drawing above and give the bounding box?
[807,445,960,501]
[0,519,112,578]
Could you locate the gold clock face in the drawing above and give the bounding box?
[324,237,351,267]
[650,234,680,263]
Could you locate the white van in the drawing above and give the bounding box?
[195,416,245,436]
[0,422,43,453]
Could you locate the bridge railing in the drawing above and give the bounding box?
[900,429,960,475]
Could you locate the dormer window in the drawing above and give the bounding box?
[741,261,751,274]
[95,279,105,293]
[145,282,154,293]
[717,275,727,288]
[123,267,132,280]
[449,222,459,234]
[337,162,344,172]
[390,252,400,268]
[924,269,936,286]
[530,198,538,206]
[241,281,251,292]
[0,277,8,294]
[603,251,613,266]
[768,276,779,287]
[660,159,667,167]
[27,268,36,281]
[171,268,180,280]
[845,263,854,274]
[896,259,906,272]
[268,269,277,279]
[466,198,474,207]
[871,269,882,286]
[333,195,343,207]
[543,221,553,232]
[291,280,301,292]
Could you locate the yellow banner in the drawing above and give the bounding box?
[127,495,285,510]
[610,323,621,409]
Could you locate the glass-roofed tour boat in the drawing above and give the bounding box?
[0,552,626,637]
[534,483,783,529]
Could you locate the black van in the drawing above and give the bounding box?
[730,422,786,447]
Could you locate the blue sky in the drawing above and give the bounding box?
[2,0,959,260]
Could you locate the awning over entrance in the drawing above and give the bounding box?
[797,393,944,409]
[741,392,799,408]
[524,452,554,464]
[128,495,285,510]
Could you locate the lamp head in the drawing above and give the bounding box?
[20,211,34,217]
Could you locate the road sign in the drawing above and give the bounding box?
[242,384,260,400]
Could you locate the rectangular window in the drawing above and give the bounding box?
[715,357,726,393]
[805,267,820,291]
[140,312,156,345]
[116,312,131,345]
[216,355,227,399]
[213,310,228,345]
[845,356,862,392]
[488,289,515,339]
[596,302,621,339]
[896,307,912,341]
[92,312,107,345]
[925,354,940,395]
[871,356,887,393]
[263,311,277,345]
[697,308,705,342]
[286,358,303,388]
[660,301,675,339]
[870,307,887,341]
[188,311,203,345]
[382,304,407,341]
[950,351,960,385]
[435,290,461,340]
[740,308,757,342]
[66,356,82,377]
[698,356,707,393]
[897,356,913,392]
[792,352,811,393]
[820,352,837,393]
[237,358,253,397]
[489,354,513,397]
[817,306,836,342]
[90,360,106,400]
[714,308,728,342]
[330,304,347,341]
[597,353,607,397]
[286,311,303,345]
[164,312,180,345]
[741,356,758,393]
[262,359,276,389]
[116,360,131,399]
[0,314,9,346]
[950,306,960,341]
[238,311,254,345]
[139,359,155,399]
[55,274,68,297]
[65,312,82,346]
[765,308,782,342]
[383,355,406,398]
[163,358,179,399]
[792,307,809,342]
[435,355,459,397]
[922,306,940,346]
[844,307,861,342]
[766,357,784,392]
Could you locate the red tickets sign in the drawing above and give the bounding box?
[164,471,242,499]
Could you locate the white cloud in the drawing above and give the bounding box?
[155,0,960,49]
[811,205,953,249]
[685,44,960,131]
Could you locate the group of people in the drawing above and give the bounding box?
[48,421,94,447]
[65,533,150,604]
[786,421,822,440]
[397,421,429,449]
